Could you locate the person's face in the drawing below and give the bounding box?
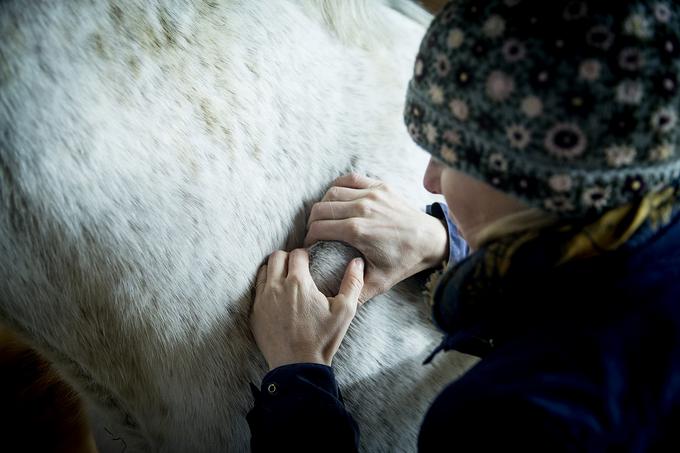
[422,157,478,236]
[423,156,526,249]
[422,157,446,195]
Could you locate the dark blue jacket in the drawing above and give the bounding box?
[246,202,680,452]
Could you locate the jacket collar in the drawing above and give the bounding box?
[424,188,680,362]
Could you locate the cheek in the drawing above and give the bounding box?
[440,169,479,230]
[440,168,461,208]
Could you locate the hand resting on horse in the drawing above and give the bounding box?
[304,173,449,305]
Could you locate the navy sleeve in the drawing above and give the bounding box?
[419,390,579,452]
[418,345,590,453]
[425,202,469,267]
[246,363,359,453]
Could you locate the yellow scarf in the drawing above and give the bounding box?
[424,186,680,308]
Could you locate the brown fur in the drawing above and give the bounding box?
[418,0,448,14]
[0,327,97,453]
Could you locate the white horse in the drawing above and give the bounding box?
[0,1,475,451]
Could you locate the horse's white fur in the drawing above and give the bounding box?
[0,1,475,451]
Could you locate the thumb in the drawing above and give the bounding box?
[336,258,364,304]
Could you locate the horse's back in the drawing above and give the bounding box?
[0,1,475,451]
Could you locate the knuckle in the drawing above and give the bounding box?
[307,221,319,237]
[349,173,364,186]
[335,302,350,316]
[366,189,381,202]
[347,219,363,238]
[356,200,372,217]
[333,173,349,185]
[328,186,341,199]
[269,282,284,294]
[286,273,304,286]
[309,202,320,218]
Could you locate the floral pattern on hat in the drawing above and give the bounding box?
[549,174,574,192]
[424,123,439,143]
[502,39,527,62]
[616,80,644,105]
[605,145,637,167]
[649,142,674,161]
[489,152,509,172]
[440,145,459,164]
[544,195,576,212]
[414,57,425,81]
[486,70,515,102]
[583,186,612,209]
[624,14,654,40]
[651,107,678,133]
[405,0,680,218]
[544,123,588,159]
[483,15,506,38]
[563,1,588,20]
[447,29,465,49]
[655,3,672,23]
[506,124,532,149]
[428,84,445,105]
[579,59,602,81]
[443,129,462,145]
[434,53,451,77]
[656,72,678,98]
[586,25,615,50]
[449,98,470,121]
[618,48,645,71]
[521,96,544,117]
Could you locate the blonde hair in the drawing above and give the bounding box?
[474,186,678,259]
[474,207,559,249]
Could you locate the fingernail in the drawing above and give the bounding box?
[355,258,364,270]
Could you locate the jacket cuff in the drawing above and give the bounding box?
[247,363,359,452]
[256,363,340,400]
[426,202,469,266]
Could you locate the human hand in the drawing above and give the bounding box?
[304,173,449,304]
[250,248,364,370]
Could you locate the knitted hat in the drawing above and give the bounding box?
[404,0,680,218]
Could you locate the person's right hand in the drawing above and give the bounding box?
[304,173,449,305]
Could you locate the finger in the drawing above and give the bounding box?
[287,248,311,282]
[255,264,267,293]
[267,251,288,281]
[321,186,368,203]
[304,219,361,248]
[307,200,366,229]
[332,173,383,190]
[334,258,364,306]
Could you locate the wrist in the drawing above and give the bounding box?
[267,353,329,371]
[419,214,449,271]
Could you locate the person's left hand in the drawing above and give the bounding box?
[250,248,364,370]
